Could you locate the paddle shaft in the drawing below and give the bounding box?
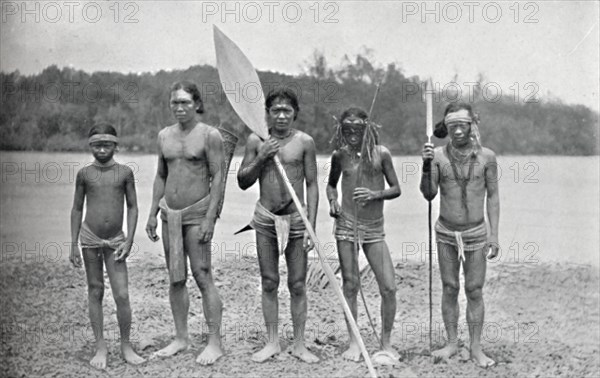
[428,199,433,352]
[272,155,377,378]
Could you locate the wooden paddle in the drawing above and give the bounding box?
[213,26,377,377]
[425,77,434,353]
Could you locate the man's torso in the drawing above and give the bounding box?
[160,123,213,210]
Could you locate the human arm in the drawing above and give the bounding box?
[69,170,85,268]
[198,129,225,243]
[145,143,167,242]
[485,151,500,259]
[326,152,343,217]
[353,147,401,203]
[116,167,138,261]
[303,137,319,250]
[237,134,279,190]
[420,143,439,201]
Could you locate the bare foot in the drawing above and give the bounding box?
[90,342,108,370]
[290,343,319,363]
[432,342,460,363]
[470,347,495,368]
[153,338,190,358]
[121,343,146,365]
[196,344,224,365]
[252,342,281,362]
[342,342,361,362]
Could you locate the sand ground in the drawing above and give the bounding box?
[1,252,598,377]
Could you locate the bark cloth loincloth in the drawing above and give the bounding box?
[236,201,305,255]
[333,210,385,245]
[435,218,488,261]
[159,196,210,283]
[80,221,126,250]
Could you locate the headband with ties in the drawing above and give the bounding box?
[88,134,118,145]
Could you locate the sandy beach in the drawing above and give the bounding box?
[2,249,598,377]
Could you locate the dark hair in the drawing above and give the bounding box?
[170,81,204,114]
[265,88,300,120]
[340,107,368,122]
[434,102,476,139]
[88,122,117,138]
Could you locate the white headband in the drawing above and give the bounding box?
[444,111,472,125]
[88,134,118,144]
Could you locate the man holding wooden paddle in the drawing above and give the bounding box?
[420,102,500,368]
[237,88,320,363]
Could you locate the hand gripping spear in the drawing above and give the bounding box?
[213,26,378,378]
[425,78,434,353]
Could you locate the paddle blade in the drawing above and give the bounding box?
[426,78,433,138]
[213,25,268,139]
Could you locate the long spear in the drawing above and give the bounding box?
[425,78,434,353]
[354,76,384,347]
[213,26,377,378]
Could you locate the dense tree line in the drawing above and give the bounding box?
[1,54,598,155]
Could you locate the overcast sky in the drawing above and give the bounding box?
[1,1,598,110]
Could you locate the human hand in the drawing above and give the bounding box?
[257,137,280,161]
[422,143,435,162]
[486,235,500,260]
[114,240,133,262]
[303,230,314,253]
[70,244,82,268]
[146,217,160,242]
[353,187,378,205]
[329,199,341,218]
[198,218,215,243]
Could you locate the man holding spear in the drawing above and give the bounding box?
[420,101,499,368]
[237,88,320,363]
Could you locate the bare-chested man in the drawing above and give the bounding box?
[420,102,499,368]
[237,88,319,363]
[146,81,225,365]
[327,108,401,362]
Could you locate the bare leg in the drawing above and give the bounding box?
[336,240,361,361]
[185,225,224,365]
[286,237,318,363]
[463,247,495,368]
[82,248,108,369]
[155,221,190,357]
[104,249,145,365]
[432,242,461,361]
[252,234,281,362]
[363,241,398,359]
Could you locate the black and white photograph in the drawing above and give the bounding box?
[1,1,599,376]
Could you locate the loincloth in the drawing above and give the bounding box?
[435,218,488,261]
[159,196,210,283]
[333,211,385,245]
[80,221,126,250]
[236,201,305,255]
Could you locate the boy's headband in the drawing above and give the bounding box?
[88,134,118,144]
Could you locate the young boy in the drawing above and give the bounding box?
[70,123,145,369]
[327,107,401,361]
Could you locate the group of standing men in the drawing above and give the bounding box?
[71,80,500,370]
